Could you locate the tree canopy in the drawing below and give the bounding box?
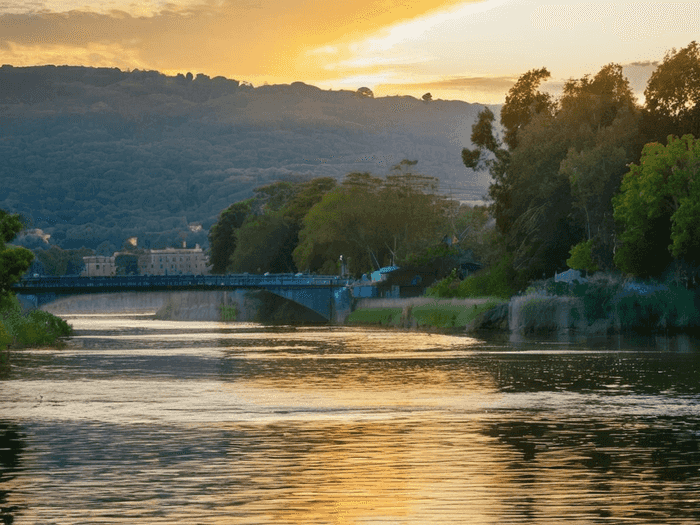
[463,63,641,281]
[294,165,454,276]
[644,41,700,141]
[613,134,700,277]
[0,210,34,295]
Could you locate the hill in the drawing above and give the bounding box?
[0,65,492,253]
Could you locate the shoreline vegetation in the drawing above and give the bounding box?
[0,294,73,370]
[346,297,506,332]
[346,273,700,337]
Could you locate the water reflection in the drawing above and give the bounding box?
[1,315,699,523]
[0,423,25,525]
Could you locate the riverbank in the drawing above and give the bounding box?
[346,279,700,336]
[1,294,73,370]
[346,297,507,332]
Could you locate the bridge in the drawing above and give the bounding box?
[13,274,353,322]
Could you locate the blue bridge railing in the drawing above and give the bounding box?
[13,274,353,294]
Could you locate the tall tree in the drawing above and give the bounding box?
[500,67,554,150]
[462,64,641,280]
[221,177,337,274]
[644,41,700,141]
[557,64,641,269]
[207,200,252,274]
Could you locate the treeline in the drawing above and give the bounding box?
[210,41,700,297]
[0,65,485,255]
[209,162,492,279]
[462,41,700,288]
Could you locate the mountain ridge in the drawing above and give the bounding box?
[0,65,494,253]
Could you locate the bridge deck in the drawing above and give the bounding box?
[13,274,352,294]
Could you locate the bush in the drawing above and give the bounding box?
[426,255,517,299]
[615,286,699,331]
[0,295,72,347]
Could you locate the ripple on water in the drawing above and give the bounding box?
[1,315,699,524]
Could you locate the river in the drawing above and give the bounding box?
[1,313,700,524]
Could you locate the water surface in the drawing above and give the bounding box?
[2,314,699,524]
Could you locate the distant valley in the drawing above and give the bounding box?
[0,65,492,253]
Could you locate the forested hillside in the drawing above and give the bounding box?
[0,65,488,253]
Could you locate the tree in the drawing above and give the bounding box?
[644,41,700,141]
[613,134,700,277]
[115,253,140,275]
[229,214,297,273]
[422,92,432,102]
[294,165,453,276]
[557,64,641,269]
[357,87,374,98]
[34,246,93,276]
[500,67,554,150]
[567,240,598,273]
[207,200,252,274]
[0,210,34,296]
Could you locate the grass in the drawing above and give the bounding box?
[412,300,504,329]
[219,304,238,322]
[347,298,505,330]
[346,307,403,326]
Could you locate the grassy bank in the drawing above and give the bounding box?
[346,298,505,331]
[1,294,73,369]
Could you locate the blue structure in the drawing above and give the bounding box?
[13,274,353,322]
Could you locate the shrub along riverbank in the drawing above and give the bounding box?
[1,294,73,369]
[347,273,700,336]
[511,275,700,335]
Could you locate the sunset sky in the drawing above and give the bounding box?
[1,0,698,103]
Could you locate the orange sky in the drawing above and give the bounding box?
[1,0,699,103]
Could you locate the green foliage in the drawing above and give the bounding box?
[1,66,478,255]
[522,274,700,332]
[615,286,699,331]
[0,322,11,352]
[33,246,93,276]
[115,253,140,275]
[567,240,599,273]
[464,63,641,281]
[426,269,461,298]
[208,200,252,274]
[219,304,238,322]
[570,278,622,322]
[0,294,72,348]
[500,67,554,150]
[427,254,517,299]
[229,213,296,273]
[613,134,700,276]
[644,41,700,140]
[294,166,452,276]
[220,177,337,274]
[0,209,34,294]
